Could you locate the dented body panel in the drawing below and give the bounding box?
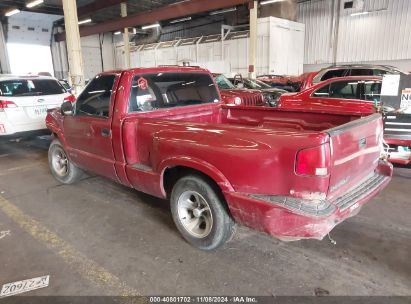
[46,67,393,241]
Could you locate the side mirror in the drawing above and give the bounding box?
[61,101,74,116]
[236,83,244,89]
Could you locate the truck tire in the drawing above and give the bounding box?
[48,139,83,184]
[170,175,236,250]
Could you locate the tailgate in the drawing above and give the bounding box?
[326,114,383,200]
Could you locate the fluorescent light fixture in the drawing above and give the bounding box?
[260,0,286,5]
[351,11,370,16]
[114,31,122,35]
[26,0,44,8]
[5,8,20,17]
[78,18,92,25]
[210,7,237,15]
[170,16,192,24]
[142,23,160,30]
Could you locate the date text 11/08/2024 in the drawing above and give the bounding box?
[149,297,258,303]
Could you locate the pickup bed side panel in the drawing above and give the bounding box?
[125,118,330,197]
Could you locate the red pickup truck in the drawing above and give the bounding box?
[46,67,393,250]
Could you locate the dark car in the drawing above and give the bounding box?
[230,75,288,107]
[309,64,407,88]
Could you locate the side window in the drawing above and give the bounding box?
[313,84,331,97]
[321,69,347,81]
[329,81,359,99]
[373,69,388,76]
[75,75,116,118]
[363,81,382,102]
[349,69,373,76]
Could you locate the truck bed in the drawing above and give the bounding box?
[121,104,383,202]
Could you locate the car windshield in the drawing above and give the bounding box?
[59,80,71,91]
[128,72,220,112]
[244,79,271,89]
[0,79,65,97]
[215,75,235,89]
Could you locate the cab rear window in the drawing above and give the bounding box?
[128,73,220,112]
[0,79,65,97]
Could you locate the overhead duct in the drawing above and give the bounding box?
[259,0,297,21]
[134,25,161,45]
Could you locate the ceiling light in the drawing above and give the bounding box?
[350,11,370,16]
[26,0,44,8]
[5,9,20,17]
[209,7,237,15]
[78,18,92,25]
[114,31,122,35]
[142,23,160,30]
[260,0,286,5]
[170,16,192,24]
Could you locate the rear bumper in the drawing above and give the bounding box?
[0,120,46,136]
[224,160,393,241]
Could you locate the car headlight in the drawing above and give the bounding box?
[234,97,242,105]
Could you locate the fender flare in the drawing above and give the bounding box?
[159,156,235,195]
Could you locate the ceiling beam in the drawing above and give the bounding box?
[55,0,252,42]
[77,0,125,18]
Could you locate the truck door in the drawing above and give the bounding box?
[63,74,118,181]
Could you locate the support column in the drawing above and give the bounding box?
[121,2,131,69]
[0,22,11,73]
[248,1,258,79]
[62,0,85,94]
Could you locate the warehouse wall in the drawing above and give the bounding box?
[298,0,411,72]
[52,33,115,80]
[115,17,305,76]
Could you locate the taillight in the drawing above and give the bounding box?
[64,95,76,103]
[0,100,17,110]
[296,144,330,176]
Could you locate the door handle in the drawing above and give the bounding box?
[101,128,111,137]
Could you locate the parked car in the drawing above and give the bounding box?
[257,74,301,92]
[278,76,411,166]
[59,79,74,95]
[46,67,392,250]
[229,75,287,107]
[213,74,266,106]
[304,64,407,89]
[278,76,383,115]
[0,75,74,136]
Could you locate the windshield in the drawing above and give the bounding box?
[215,75,235,89]
[0,79,65,97]
[128,72,220,112]
[244,79,271,89]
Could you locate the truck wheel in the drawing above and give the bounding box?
[48,139,83,184]
[170,175,236,250]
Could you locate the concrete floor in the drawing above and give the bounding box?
[0,134,410,297]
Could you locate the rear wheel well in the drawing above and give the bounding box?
[163,166,231,213]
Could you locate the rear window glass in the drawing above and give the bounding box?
[321,69,347,81]
[350,69,373,76]
[128,73,220,112]
[0,79,65,97]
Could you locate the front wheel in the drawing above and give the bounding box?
[170,175,236,250]
[48,139,83,184]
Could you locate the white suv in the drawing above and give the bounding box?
[0,75,72,136]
